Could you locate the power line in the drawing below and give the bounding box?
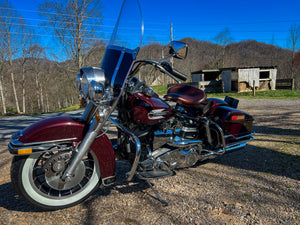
[0,17,293,36]
[0,6,104,21]
[2,6,300,27]
[175,19,300,26]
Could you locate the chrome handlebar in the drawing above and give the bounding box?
[130,59,187,83]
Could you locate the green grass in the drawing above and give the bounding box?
[151,85,300,99]
[151,85,168,96]
[53,103,81,113]
[207,90,300,99]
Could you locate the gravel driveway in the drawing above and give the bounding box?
[0,99,299,224]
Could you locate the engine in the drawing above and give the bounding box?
[145,106,203,172]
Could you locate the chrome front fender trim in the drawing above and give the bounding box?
[110,118,141,181]
[8,130,76,155]
[10,130,77,147]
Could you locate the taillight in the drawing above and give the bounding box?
[231,115,245,120]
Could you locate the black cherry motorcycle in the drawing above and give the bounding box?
[8,0,254,210]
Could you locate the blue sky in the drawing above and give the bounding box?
[8,0,300,51]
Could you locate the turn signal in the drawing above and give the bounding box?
[231,115,245,120]
[18,148,32,155]
[95,110,105,123]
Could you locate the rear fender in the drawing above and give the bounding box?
[8,116,115,179]
[212,106,254,137]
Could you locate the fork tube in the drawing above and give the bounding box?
[62,117,103,181]
[81,102,98,123]
[62,98,120,181]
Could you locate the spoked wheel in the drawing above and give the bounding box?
[11,150,101,210]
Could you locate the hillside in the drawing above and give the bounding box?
[0,39,298,115]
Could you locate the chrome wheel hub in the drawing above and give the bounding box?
[44,152,85,190]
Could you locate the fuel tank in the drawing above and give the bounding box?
[129,93,172,125]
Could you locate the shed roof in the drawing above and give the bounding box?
[191,66,277,74]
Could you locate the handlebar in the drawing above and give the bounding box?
[130,59,188,83]
[160,62,187,82]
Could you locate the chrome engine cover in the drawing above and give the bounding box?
[151,137,202,170]
[157,146,200,169]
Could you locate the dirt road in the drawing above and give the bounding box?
[0,99,299,224]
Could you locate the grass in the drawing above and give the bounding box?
[151,85,300,99]
[207,89,300,99]
[151,85,168,96]
[53,103,81,113]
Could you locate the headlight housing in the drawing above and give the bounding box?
[77,67,106,101]
[89,80,105,101]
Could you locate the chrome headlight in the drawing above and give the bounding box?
[89,80,105,101]
[79,67,106,100]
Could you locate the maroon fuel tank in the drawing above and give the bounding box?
[17,116,115,178]
[129,93,172,125]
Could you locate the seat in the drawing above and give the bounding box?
[164,84,207,107]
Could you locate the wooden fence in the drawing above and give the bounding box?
[276,79,294,90]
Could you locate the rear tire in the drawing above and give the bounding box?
[11,150,101,210]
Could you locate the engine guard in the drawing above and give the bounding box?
[8,116,115,179]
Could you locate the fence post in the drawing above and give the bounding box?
[253,80,256,96]
[222,81,224,93]
[292,78,295,90]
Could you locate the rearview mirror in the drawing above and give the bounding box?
[169,41,188,59]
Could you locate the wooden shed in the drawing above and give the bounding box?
[191,66,277,92]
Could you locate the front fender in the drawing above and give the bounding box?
[9,116,115,179]
[19,116,86,143]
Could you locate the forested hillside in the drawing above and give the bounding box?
[0,38,299,115]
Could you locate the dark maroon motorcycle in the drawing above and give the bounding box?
[8,0,254,210]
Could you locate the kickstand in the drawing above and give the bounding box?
[145,180,169,206]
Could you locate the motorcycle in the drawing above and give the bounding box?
[8,0,254,210]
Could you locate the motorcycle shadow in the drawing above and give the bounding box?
[0,182,43,212]
[0,159,151,212]
[207,144,300,181]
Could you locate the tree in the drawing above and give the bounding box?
[27,44,48,112]
[0,0,26,114]
[287,23,300,89]
[39,0,104,72]
[213,28,233,67]
[0,15,7,115]
[19,18,34,114]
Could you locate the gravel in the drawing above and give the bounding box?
[0,99,299,224]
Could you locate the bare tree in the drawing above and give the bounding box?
[213,28,233,67]
[39,0,104,72]
[28,44,47,112]
[0,18,7,115]
[287,24,300,89]
[0,0,25,114]
[19,18,34,114]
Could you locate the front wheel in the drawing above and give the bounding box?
[11,150,101,210]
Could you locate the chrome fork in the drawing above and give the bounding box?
[61,102,111,182]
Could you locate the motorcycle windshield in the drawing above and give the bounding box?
[100,0,143,98]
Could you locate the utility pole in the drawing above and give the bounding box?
[162,46,166,85]
[170,23,174,84]
[170,23,173,41]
